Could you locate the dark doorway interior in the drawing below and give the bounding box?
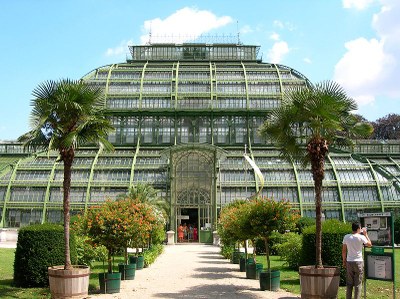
[179,208,199,242]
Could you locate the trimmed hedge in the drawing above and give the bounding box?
[14,223,77,287]
[301,219,351,285]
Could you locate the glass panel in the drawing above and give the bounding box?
[342,187,378,202]
[89,188,127,202]
[46,210,63,224]
[10,187,45,202]
[262,187,298,202]
[6,209,42,227]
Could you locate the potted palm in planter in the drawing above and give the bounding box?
[18,79,114,298]
[248,196,298,291]
[259,81,373,298]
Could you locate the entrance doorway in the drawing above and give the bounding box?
[177,208,199,243]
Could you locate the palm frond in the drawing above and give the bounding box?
[259,80,372,166]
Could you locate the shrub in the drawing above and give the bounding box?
[81,199,157,272]
[14,223,77,287]
[248,197,299,272]
[143,244,164,267]
[220,243,234,259]
[218,200,253,246]
[254,231,284,255]
[149,209,166,246]
[301,219,350,285]
[75,235,108,267]
[296,217,316,234]
[273,232,302,269]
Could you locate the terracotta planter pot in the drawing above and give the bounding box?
[48,265,90,299]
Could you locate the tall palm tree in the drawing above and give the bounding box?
[18,79,115,270]
[259,80,373,268]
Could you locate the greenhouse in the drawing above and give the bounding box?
[0,42,399,243]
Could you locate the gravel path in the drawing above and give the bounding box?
[88,244,300,299]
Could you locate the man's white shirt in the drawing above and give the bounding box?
[343,233,368,261]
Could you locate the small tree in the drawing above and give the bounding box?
[248,197,299,272]
[218,200,253,257]
[82,199,151,272]
[120,183,169,242]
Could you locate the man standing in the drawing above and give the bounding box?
[342,221,372,299]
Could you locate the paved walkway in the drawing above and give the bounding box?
[88,244,300,299]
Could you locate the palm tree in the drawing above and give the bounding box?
[123,183,170,218]
[18,79,115,270]
[259,80,373,268]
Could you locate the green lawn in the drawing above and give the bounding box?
[255,248,400,299]
[1,247,399,298]
[0,248,51,299]
[0,248,126,299]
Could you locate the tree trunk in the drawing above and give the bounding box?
[62,148,75,270]
[107,250,112,273]
[307,137,328,269]
[314,175,323,268]
[124,248,128,265]
[264,238,270,272]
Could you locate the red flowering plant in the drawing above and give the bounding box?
[82,198,149,272]
[248,196,300,272]
[127,201,158,254]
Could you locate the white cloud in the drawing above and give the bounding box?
[270,32,280,41]
[334,38,385,88]
[273,20,284,29]
[240,25,253,34]
[105,40,133,57]
[272,20,295,31]
[342,0,375,10]
[140,7,232,44]
[267,41,289,63]
[334,0,400,108]
[303,57,312,64]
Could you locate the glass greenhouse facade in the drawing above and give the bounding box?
[0,43,399,242]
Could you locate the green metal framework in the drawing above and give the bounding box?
[0,43,399,232]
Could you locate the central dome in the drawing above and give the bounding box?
[82,43,311,145]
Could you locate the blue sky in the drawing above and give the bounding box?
[1,0,399,141]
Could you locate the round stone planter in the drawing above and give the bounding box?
[48,265,90,299]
